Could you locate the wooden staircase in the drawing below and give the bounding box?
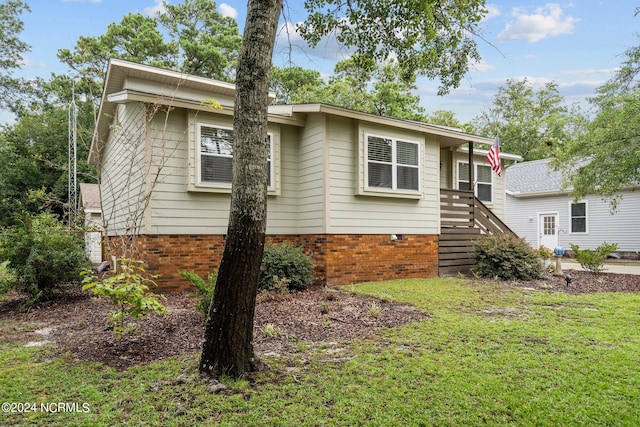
[439,189,516,276]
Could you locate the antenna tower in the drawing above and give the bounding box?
[68,81,78,226]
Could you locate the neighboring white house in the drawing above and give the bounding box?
[505,159,640,258]
[79,183,102,264]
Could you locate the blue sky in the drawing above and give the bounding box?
[6,0,640,124]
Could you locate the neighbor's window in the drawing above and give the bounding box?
[366,134,420,192]
[458,162,493,203]
[571,202,587,233]
[198,123,272,187]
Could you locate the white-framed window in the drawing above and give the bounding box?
[197,123,273,188]
[458,162,492,203]
[365,134,420,192]
[570,201,587,233]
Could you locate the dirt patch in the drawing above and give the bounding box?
[498,268,640,294]
[0,284,426,370]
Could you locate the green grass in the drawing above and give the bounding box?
[2,277,640,426]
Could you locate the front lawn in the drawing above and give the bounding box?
[1,277,639,426]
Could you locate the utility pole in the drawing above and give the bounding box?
[68,81,78,227]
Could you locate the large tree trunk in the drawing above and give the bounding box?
[199,0,282,378]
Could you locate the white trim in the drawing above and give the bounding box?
[537,211,560,250]
[363,132,422,196]
[456,146,523,162]
[569,200,588,234]
[457,161,494,204]
[193,122,277,194]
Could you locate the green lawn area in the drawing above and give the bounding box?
[2,277,639,426]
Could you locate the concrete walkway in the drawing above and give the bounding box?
[562,261,640,275]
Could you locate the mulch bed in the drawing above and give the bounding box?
[1,269,638,370]
[0,283,426,370]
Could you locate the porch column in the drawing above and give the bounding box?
[468,141,474,225]
[468,141,474,187]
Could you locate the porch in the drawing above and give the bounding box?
[439,189,516,276]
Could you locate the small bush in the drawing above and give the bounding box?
[0,260,17,300]
[259,243,314,291]
[179,270,217,315]
[82,259,167,338]
[0,213,89,302]
[473,235,542,281]
[571,242,618,273]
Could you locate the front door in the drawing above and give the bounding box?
[538,213,558,250]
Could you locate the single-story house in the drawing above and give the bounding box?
[505,158,640,258]
[89,59,520,290]
[79,183,102,264]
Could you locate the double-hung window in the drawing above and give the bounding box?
[458,162,493,203]
[366,134,420,192]
[198,123,273,188]
[570,202,587,233]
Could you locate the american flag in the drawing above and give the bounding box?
[487,136,501,177]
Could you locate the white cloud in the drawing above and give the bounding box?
[484,4,502,21]
[20,56,47,68]
[274,21,351,63]
[144,0,167,17]
[219,3,238,19]
[469,58,496,73]
[497,3,578,43]
[561,68,618,78]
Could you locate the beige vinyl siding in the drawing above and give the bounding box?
[266,125,302,234]
[124,77,236,109]
[439,148,452,189]
[146,110,309,235]
[453,151,507,221]
[327,118,440,235]
[101,103,147,237]
[295,113,327,233]
[147,109,232,234]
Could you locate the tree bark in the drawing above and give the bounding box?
[199,0,282,378]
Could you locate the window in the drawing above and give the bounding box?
[458,162,493,202]
[366,134,420,192]
[198,123,273,187]
[571,202,587,233]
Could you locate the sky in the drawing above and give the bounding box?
[4,0,639,125]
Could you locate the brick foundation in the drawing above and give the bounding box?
[103,234,438,292]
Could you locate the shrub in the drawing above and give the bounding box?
[0,213,89,302]
[473,235,542,281]
[82,259,167,338]
[570,242,618,273]
[259,243,314,291]
[179,270,217,315]
[0,260,17,300]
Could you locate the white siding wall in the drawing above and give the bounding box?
[101,103,147,237]
[506,191,640,252]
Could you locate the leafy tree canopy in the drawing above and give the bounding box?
[0,0,31,112]
[298,0,486,96]
[276,56,427,121]
[554,42,640,208]
[56,0,242,100]
[470,78,585,161]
